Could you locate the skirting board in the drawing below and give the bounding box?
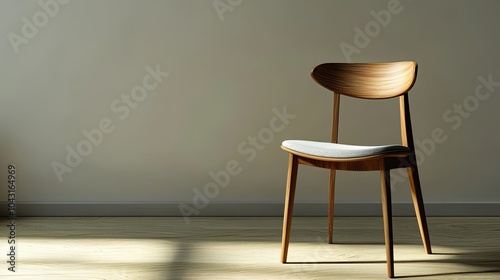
[1,202,500,217]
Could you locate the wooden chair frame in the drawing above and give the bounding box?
[280,61,431,278]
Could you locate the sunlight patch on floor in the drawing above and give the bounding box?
[15,238,175,264]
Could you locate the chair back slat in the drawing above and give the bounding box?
[311,61,418,99]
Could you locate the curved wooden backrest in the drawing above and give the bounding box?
[311,61,418,99]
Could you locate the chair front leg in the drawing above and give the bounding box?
[281,153,299,263]
[328,168,337,244]
[380,165,394,278]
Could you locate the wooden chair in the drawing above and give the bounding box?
[280,61,432,278]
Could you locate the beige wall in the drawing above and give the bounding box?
[1,0,499,215]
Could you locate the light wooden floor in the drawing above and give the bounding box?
[1,217,499,279]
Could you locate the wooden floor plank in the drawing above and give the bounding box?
[0,217,499,279]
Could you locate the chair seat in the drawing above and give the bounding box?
[282,140,410,159]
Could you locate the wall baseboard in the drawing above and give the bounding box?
[1,202,499,217]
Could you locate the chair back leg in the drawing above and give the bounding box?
[407,165,432,254]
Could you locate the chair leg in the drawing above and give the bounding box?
[380,167,394,278]
[407,165,432,254]
[281,154,299,263]
[328,169,336,244]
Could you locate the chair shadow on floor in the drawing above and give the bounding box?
[286,247,500,278]
[396,249,500,279]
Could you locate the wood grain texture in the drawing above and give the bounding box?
[0,217,499,279]
[311,61,417,99]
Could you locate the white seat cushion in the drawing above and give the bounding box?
[282,140,410,158]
